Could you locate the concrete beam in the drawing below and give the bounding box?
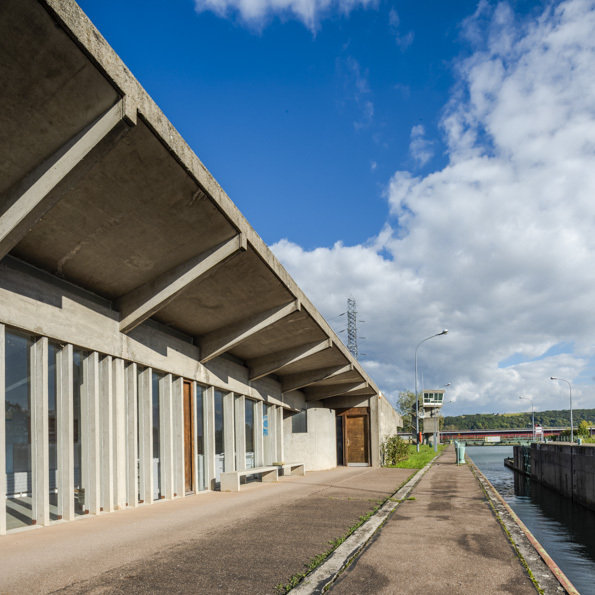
[117,234,247,333]
[305,382,369,402]
[281,364,353,393]
[248,339,332,381]
[0,100,132,260]
[199,299,301,364]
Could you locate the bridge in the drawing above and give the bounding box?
[440,427,565,444]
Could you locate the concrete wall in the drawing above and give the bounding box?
[513,443,595,512]
[283,403,337,471]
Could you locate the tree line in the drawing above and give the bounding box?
[442,409,595,430]
[395,391,595,432]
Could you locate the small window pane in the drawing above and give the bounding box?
[292,409,308,433]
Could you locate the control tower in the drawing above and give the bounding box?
[421,389,445,445]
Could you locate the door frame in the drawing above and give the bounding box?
[336,407,370,466]
[183,380,195,494]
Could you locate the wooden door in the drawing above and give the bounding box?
[183,381,194,493]
[345,415,369,465]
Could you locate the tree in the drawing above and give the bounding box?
[578,420,590,436]
[396,391,422,434]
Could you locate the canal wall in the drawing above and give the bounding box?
[512,443,595,511]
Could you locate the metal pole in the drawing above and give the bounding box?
[414,330,448,453]
[550,377,573,442]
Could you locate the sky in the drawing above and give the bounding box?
[77,0,595,416]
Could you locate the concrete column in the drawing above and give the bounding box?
[254,400,264,468]
[223,392,235,472]
[31,337,50,525]
[0,324,6,535]
[172,377,184,498]
[205,386,216,490]
[160,374,174,499]
[276,407,284,463]
[138,367,153,504]
[125,362,138,508]
[84,351,101,515]
[369,396,380,468]
[112,358,126,510]
[100,355,114,513]
[235,395,246,471]
[57,344,74,521]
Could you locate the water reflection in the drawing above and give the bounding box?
[467,446,595,595]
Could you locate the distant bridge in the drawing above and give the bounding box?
[440,428,565,441]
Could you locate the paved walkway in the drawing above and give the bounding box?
[0,466,412,594]
[329,447,537,594]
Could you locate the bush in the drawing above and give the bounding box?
[381,435,409,466]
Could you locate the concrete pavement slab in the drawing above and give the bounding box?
[329,448,538,595]
[0,466,412,594]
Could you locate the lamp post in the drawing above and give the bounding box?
[518,396,535,442]
[550,377,573,442]
[433,383,451,452]
[415,330,448,453]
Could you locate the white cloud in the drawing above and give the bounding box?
[409,124,435,166]
[272,0,595,415]
[337,56,375,130]
[388,8,414,50]
[194,0,377,30]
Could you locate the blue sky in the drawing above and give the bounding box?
[77,0,595,416]
[78,0,530,248]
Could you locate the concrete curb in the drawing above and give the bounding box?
[290,455,441,594]
[467,457,578,595]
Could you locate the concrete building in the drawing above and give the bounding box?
[0,0,401,534]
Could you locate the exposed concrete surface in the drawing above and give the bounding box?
[329,447,539,595]
[0,466,412,594]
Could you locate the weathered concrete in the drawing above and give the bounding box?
[514,443,595,511]
[329,448,539,594]
[0,467,411,594]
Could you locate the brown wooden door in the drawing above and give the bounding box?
[183,381,194,493]
[345,415,369,464]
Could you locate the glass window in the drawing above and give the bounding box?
[73,349,85,515]
[195,384,206,491]
[5,331,34,530]
[152,371,162,500]
[48,342,59,521]
[214,390,225,480]
[292,408,308,433]
[245,399,255,469]
[214,391,224,455]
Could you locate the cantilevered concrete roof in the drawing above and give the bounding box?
[0,0,384,404]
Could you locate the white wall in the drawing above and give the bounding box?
[283,402,337,471]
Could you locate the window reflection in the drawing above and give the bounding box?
[152,371,162,500]
[245,399,255,469]
[5,331,34,530]
[195,385,206,491]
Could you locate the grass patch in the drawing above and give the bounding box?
[385,444,446,469]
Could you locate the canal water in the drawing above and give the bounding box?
[466,445,595,595]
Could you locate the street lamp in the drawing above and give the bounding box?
[415,330,448,453]
[518,396,535,442]
[550,377,573,442]
[433,383,451,452]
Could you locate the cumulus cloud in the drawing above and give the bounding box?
[194,0,377,30]
[272,0,595,415]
